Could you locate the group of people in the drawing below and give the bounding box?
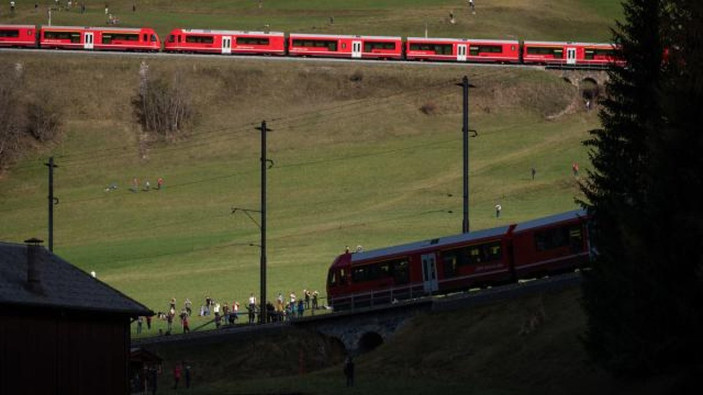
[130,177,164,192]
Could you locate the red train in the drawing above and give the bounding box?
[0,24,36,48]
[288,33,403,60]
[38,25,160,51]
[0,23,623,68]
[326,210,590,310]
[164,28,285,55]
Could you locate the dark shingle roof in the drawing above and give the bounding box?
[0,241,152,316]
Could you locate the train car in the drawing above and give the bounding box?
[39,26,160,51]
[0,24,37,48]
[288,33,403,59]
[522,41,622,67]
[164,28,286,55]
[326,209,589,311]
[326,225,515,311]
[405,37,520,63]
[509,210,589,278]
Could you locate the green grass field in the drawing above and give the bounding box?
[1,1,619,337]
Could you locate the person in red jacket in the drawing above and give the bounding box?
[173,363,182,389]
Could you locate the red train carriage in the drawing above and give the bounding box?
[164,28,285,55]
[0,24,37,48]
[510,210,590,278]
[405,37,520,63]
[326,209,588,311]
[39,26,160,51]
[326,225,515,310]
[288,33,403,59]
[522,41,623,67]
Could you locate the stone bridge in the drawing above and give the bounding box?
[291,273,582,355]
[294,300,433,355]
[549,69,610,95]
[133,274,582,356]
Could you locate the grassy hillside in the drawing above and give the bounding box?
[146,286,693,395]
[0,0,620,336]
[2,0,621,41]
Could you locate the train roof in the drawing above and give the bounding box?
[0,24,36,29]
[512,209,587,233]
[523,40,617,47]
[407,37,519,44]
[350,225,511,264]
[175,28,284,36]
[289,33,402,40]
[40,25,153,32]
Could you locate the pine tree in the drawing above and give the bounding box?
[580,0,668,376]
[581,0,703,377]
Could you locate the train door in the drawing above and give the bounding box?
[566,47,577,65]
[84,32,94,50]
[351,40,362,58]
[457,44,467,61]
[222,36,232,54]
[421,253,439,293]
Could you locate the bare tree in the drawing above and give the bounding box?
[133,68,193,143]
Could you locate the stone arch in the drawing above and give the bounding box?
[357,331,384,354]
[579,77,601,107]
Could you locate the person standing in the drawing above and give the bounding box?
[146,314,152,330]
[344,356,354,387]
[172,363,182,389]
[184,364,191,389]
[495,204,502,218]
[10,1,16,13]
[184,298,192,316]
[248,293,257,324]
[531,167,536,180]
[136,316,143,334]
[572,162,579,177]
[180,309,190,333]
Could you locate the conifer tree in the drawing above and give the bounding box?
[580,0,667,376]
[581,0,703,376]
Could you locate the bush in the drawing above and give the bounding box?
[133,70,193,142]
[419,102,437,115]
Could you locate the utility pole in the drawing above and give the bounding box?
[44,157,59,252]
[255,120,272,324]
[457,76,477,233]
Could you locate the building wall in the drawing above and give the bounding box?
[0,309,130,395]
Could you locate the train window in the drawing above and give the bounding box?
[339,269,347,285]
[103,33,139,43]
[185,35,214,44]
[535,226,571,251]
[236,37,271,46]
[168,35,175,43]
[585,49,594,60]
[143,34,148,42]
[409,43,452,55]
[351,261,394,283]
[0,30,20,38]
[442,251,459,278]
[328,271,337,287]
[364,41,396,52]
[292,39,338,51]
[151,34,157,42]
[470,45,503,56]
[526,46,563,58]
[458,242,502,265]
[44,31,81,43]
[569,226,584,253]
[393,259,409,284]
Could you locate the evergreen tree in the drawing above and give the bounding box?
[580,0,667,376]
[581,0,703,377]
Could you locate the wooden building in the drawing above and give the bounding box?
[0,239,152,394]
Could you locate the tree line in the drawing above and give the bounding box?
[580,0,703,380]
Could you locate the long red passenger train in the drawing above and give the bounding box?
[326,210,590,310]
[0,23,624,68]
